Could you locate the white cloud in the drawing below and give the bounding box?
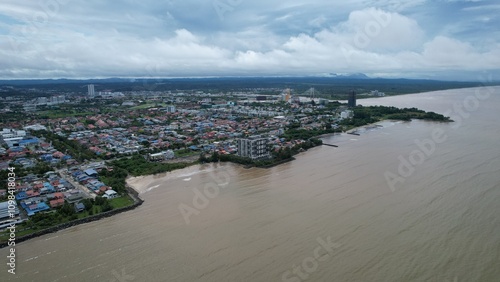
[0,1,498,79]
[327,8,426,52]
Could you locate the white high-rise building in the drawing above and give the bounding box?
[88,84,95,97]
[237,135,270,160]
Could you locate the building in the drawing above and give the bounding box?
[165,105,176,113]
[340,110,354,120]
[148,150,175,161]
[122,101,136,107]
[348,91,356,107]
[318,99,329,106]
[0,201,20,220]
[84,168,98,177]
[237,135,270,160]
[371,90,385,97]
[48,95,66,105]
[74,202,86,213]
[24,124,47,131]
[88,84,95,98]
[281,88,292,102]
[103,189,118,199]
[1,128,26,141]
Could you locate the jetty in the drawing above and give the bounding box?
[322,144,339,148]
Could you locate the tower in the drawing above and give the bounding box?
[88,84,95,98]
[348,90,356,107]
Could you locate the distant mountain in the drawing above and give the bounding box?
[0,78,130,86]
[327,73,370,79]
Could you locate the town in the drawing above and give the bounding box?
[0,83,450,243]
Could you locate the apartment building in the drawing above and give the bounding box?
[237,135,270,160]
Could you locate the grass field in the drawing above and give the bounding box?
[130,102,167,110]
[109,195,135,209]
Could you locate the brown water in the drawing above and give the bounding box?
[2,87,500,282]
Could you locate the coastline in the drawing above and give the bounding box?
[1,157,298,248]
[126,164,208,194]
[1,116,452,247]
[317,120,390,139]
[0,185,144,249]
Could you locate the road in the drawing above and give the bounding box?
[57,169,96,199]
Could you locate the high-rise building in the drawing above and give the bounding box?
[88,84,95,97]
[348,91,356,107]
[281,88,292,102]
[165,105,176,113]
[237,135,270,160]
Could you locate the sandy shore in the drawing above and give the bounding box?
[127,121,398,194]
[126,163,207,194]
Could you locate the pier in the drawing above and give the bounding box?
[322,144,339,148]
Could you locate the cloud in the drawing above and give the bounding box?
[0,1,498,79]
[331,8,426,52]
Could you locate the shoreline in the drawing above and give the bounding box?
[1,117,451,247]
[0,185,144,249]
[125,156,298,195]
[126,164,210,194]
[316,120,390,139]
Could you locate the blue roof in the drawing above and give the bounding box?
[15,191,28,200]
[19,138,39,144]
[84,169,98,176]
[23,202,50,216]
[41,154,53,161]
[77,175,90,181]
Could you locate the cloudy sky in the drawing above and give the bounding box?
[0,0,499,80]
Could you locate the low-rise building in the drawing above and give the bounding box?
[148,150,175,161]
[0,201,19,220]
[103,190,118,199]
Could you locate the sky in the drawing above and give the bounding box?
[0,0,499,80]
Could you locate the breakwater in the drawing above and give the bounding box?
[0,188,143,249]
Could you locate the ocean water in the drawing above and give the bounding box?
[1,87,499,282]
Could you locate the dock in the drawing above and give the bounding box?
[322,144,339,148]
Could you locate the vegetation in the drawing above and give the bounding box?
[32,130,98,162]
[283,128,337,141]
[130,102,166,110]
[175,148,198,158]
[0,162,54,188]
[200,138,322,168]
[1,77,485,95]
[109,195,135,209]
[109,155,194,177]
[0,196,121,242]
[38,110,94,119]
[339,106,451,130]
[98,167,129,193]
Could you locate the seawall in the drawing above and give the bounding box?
[0,186,143,249]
